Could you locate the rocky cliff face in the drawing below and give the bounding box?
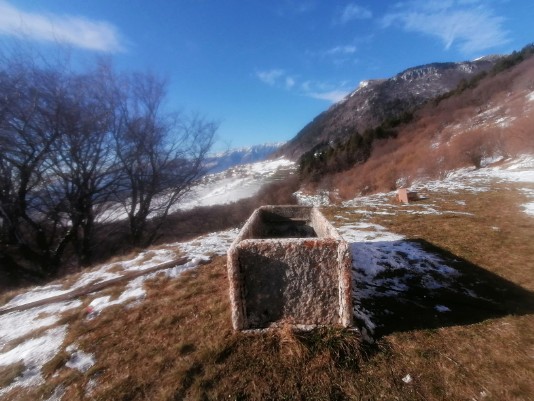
[277,56,501,159]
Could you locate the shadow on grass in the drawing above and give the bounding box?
[351,239,534,339]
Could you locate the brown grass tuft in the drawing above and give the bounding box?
[0,362,25,389]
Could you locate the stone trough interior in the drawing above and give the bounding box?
[227,205,353,331]
[255,209,317,239]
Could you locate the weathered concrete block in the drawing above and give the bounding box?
[227,205,353,330]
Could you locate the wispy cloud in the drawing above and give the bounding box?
[306,89,350,103]
[315,44,359,66]
[335,3,372,24]
[285,76,296,89]
[256,69,287,86]
[382,0,509,54]
[325,45,357,56]
[277,0,317,16]
[0,0,124,52]
[301,80,352,103]
[256,69,351,103]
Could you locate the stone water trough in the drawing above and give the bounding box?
[227,205,353,330]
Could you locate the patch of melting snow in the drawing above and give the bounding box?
[523,202,534,216]
[83,228,238,319]
[178,228,238,260]
[85,378,99,396]
[295,190,331,206]
[338,223,404,244]
[0,300,81,346]
[0,326,67,397]
[0,227,239,395]
[1,285,71,309]
[65,344,95,373]
[339,220,459,341]
[87,276,147,318]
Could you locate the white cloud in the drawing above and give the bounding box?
[257,69,351,104]
[337,3,372,24]
[285,76,295,89]
[0,0,124,52]
[307,89,350,103]
[256,69,286,86]
[382,0,509,54]
[300,80,353,103]
[325,45,357,55]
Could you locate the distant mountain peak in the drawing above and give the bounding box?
[205,142,285,173]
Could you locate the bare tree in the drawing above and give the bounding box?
[0,58,79,275]
[0,52,216,280]
[114,73,216,246]
[0,55,117,274]
[45,67,119,265]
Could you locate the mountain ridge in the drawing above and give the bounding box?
[205,142,285,173]
[276,57,502,159]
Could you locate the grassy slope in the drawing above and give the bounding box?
[2,180,534,401]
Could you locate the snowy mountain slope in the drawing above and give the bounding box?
[1,154,533,398]
[204,142,285,174]
[297,155,534,217]
[98,157,296,222]
[173,157,295,211]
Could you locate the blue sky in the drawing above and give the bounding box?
[0,1,533,150]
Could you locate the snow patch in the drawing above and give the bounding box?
[523,202,534,216]
[1,285,70,309]
[177,158,295,211]
[0,326,67,396]
[0,300,81,345]
[65,344,95,373]
[339,219,459,340]
[294,190,331,206]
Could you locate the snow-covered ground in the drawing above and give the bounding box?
[99,158,295,222]
[177,158,295,211]
[338,221,461,342]
[296,155,534,218]
[1,154,533,397]
[0,229,238,397]
[304,155,534,341]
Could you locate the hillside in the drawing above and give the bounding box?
[1,155,534,400]
[1,45,534,401]
[277,56,500,159]
[298,46,534,198]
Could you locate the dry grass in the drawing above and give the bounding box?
[0,362,25,390]
[2,179,534,400]
[325,58,534,199]
[323,181,534,400]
